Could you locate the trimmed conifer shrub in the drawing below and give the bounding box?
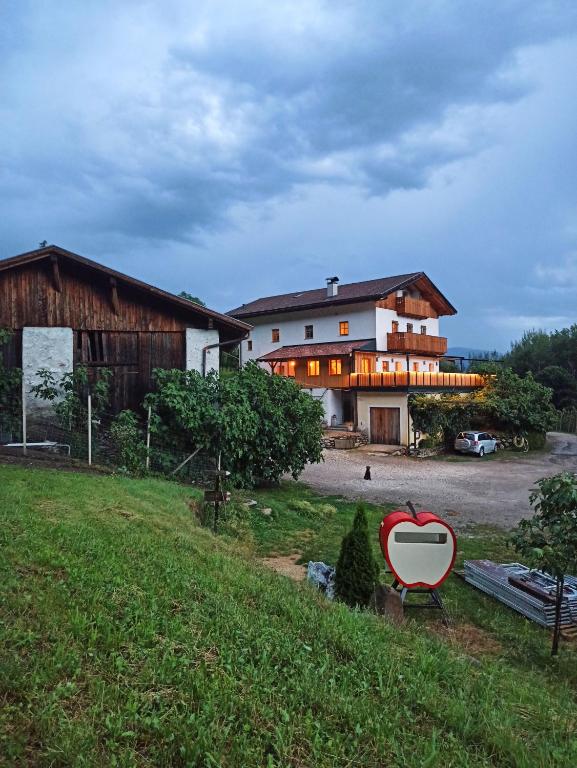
[335,504,380,608]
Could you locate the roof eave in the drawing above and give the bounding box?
[0,245,252,334]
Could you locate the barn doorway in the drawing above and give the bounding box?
[369,407,401,445]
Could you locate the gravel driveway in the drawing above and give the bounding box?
[299,432,577,529]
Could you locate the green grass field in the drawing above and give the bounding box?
[1,465,577,767]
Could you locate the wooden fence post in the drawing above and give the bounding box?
[22,376,27,457]
[87,394,92,466]
[146,406,151,471]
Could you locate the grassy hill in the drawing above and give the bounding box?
[1,465,577,767]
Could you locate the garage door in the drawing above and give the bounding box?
[370,407,401,445]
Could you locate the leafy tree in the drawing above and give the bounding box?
[145,362,324,487]
[335,505,380,608]
[31,366,111,431]
[178,291,206,306]
[410,392,478,446]
[534,366,577,410]
[506,330,556,375]
[505,326,577,408]
[110,410,148,474]
[410,368,556,445]
[510,472,577,656]
[478,368,556,433]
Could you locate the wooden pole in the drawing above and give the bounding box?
[552,574,564,656]
[213,452,222,533]
[21,375,27,457]
[146,406,151,471]
[87,394,92,466]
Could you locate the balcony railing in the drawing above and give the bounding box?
[395,296,433,319]
[387,331,448,355]
[350,371,485,389]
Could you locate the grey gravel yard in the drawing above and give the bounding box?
[299,432,577,530]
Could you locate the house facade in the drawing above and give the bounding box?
[0,245,250,413]
[229,273,482,446]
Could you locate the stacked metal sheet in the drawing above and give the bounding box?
[464,560,577,628]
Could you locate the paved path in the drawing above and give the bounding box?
[299,432,577,530]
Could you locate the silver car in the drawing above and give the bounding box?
[455,431,498,457]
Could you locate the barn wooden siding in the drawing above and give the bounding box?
[0,259,210,332]
[0,257,214,412]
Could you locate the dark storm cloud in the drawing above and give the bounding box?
[1,1,577,348]
[2,0,576,249]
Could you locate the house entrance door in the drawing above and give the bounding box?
[370,407,401,445]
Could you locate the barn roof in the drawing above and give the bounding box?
[0,245,251,335]
[228,272,457,318]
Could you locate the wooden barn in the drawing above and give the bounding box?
[0,244,250,413]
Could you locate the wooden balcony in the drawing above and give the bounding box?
[377,295,437,318]
[350,371,485,389]
[387,332,447,356]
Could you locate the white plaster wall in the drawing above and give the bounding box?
[299,387,343,426]
[240,301,443,370]
[240,303,377,365]
[375,307,440,350]
[355,392,412,446]
[23,327,73,408]
[375,354,440,373]
[186,328,220,374]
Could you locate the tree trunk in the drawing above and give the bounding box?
[552,574,565,657]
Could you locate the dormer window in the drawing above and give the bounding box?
[272,328,280,342]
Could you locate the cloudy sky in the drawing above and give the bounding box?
[2,1,577,350]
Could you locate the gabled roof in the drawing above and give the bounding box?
[259,339,377,361]
[228,272,457,318]
[0,245,251,334]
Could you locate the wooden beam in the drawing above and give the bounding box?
[110,277,120,315]
[50,254,61,292]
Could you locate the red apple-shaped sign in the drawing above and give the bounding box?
[379,511,457,589]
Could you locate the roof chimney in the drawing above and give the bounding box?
[326,276,339,298]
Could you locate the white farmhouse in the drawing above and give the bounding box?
[228,273,482,446]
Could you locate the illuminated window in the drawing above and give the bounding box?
[360,357,372,374]
[288,360,296,377]
[247,340,253,351]
[421,325,427,335]
[304,325,314,339]
[429,363,435,372]
[391,321,399,333]
[307,359,320,376]
[329,358,342,375]
[339,321,349,336]
[395,361,403,372]
[382,361,389,372]
[406,323,413,333]
[272,328,280,342]
[413,362,419,372]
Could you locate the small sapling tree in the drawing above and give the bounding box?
[510,472,577,656]
[335,505,380,608]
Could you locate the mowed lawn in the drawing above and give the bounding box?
[1,466,577,767]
